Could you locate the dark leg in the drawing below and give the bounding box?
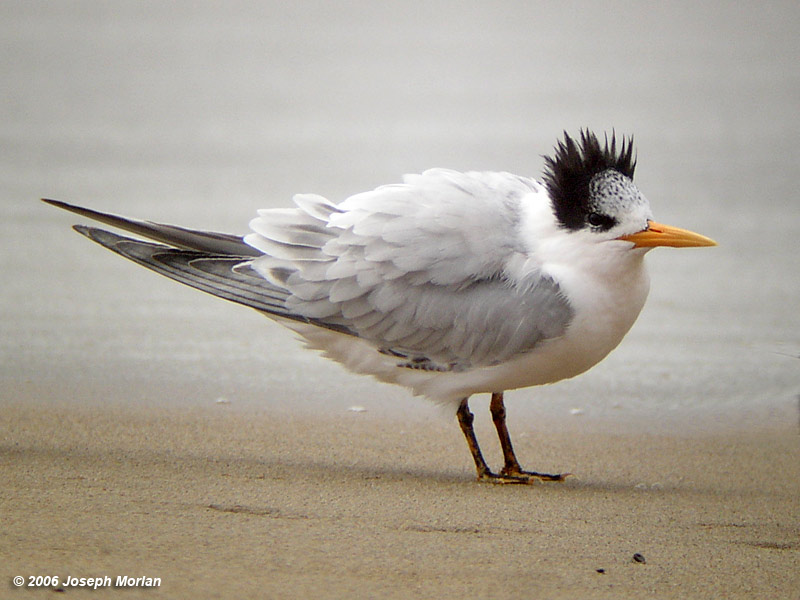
[489,392,523,474]
[456,398,492,480]
[457,397,558,484]
[489,392,568,482]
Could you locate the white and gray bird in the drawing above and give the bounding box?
[45,130,716,483]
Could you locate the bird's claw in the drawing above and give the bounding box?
[478,470,571,484]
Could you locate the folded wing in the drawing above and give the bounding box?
[246,169,573,370]
[48,170,573,372]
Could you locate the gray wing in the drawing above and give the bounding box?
[70,225,352,335]
[43,198,350,332]
[247,170,574,370]
[361,274,572,371]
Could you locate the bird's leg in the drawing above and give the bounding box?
[457,397,539,484]
[489,392,568,482]
[456,398,493,480]
[489,392,524,474]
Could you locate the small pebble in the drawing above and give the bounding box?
[215,397,231,404]
[569,407,585,416]
[596,568,605,574]
[348,405,367,413]
[632,553,646,564]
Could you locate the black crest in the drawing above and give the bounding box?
[542,130,636,230]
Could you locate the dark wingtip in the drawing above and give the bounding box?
[71,224,125,250]
[42,198,116,221]
[44,198,260,257]
[72,223,92,236]
[42,198,67,208]
[72,225,112,247]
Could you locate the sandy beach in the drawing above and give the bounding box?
[2,397,798,599]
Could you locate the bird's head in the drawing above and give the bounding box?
[542,130,716,249]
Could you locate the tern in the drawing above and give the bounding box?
[45,130,716,483]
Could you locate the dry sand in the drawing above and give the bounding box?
[2,396,798,599]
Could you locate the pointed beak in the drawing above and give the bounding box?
[617,220,717,248]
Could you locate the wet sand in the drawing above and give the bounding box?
[2,397,798,599]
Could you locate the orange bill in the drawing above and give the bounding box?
[617,220,717,248]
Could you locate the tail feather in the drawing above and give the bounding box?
[43,198,261,257]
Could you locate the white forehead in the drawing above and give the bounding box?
[589,170,652,222]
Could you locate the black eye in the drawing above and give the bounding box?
[587,212,615,229]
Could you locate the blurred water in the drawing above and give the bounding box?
[1,1,798,431]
